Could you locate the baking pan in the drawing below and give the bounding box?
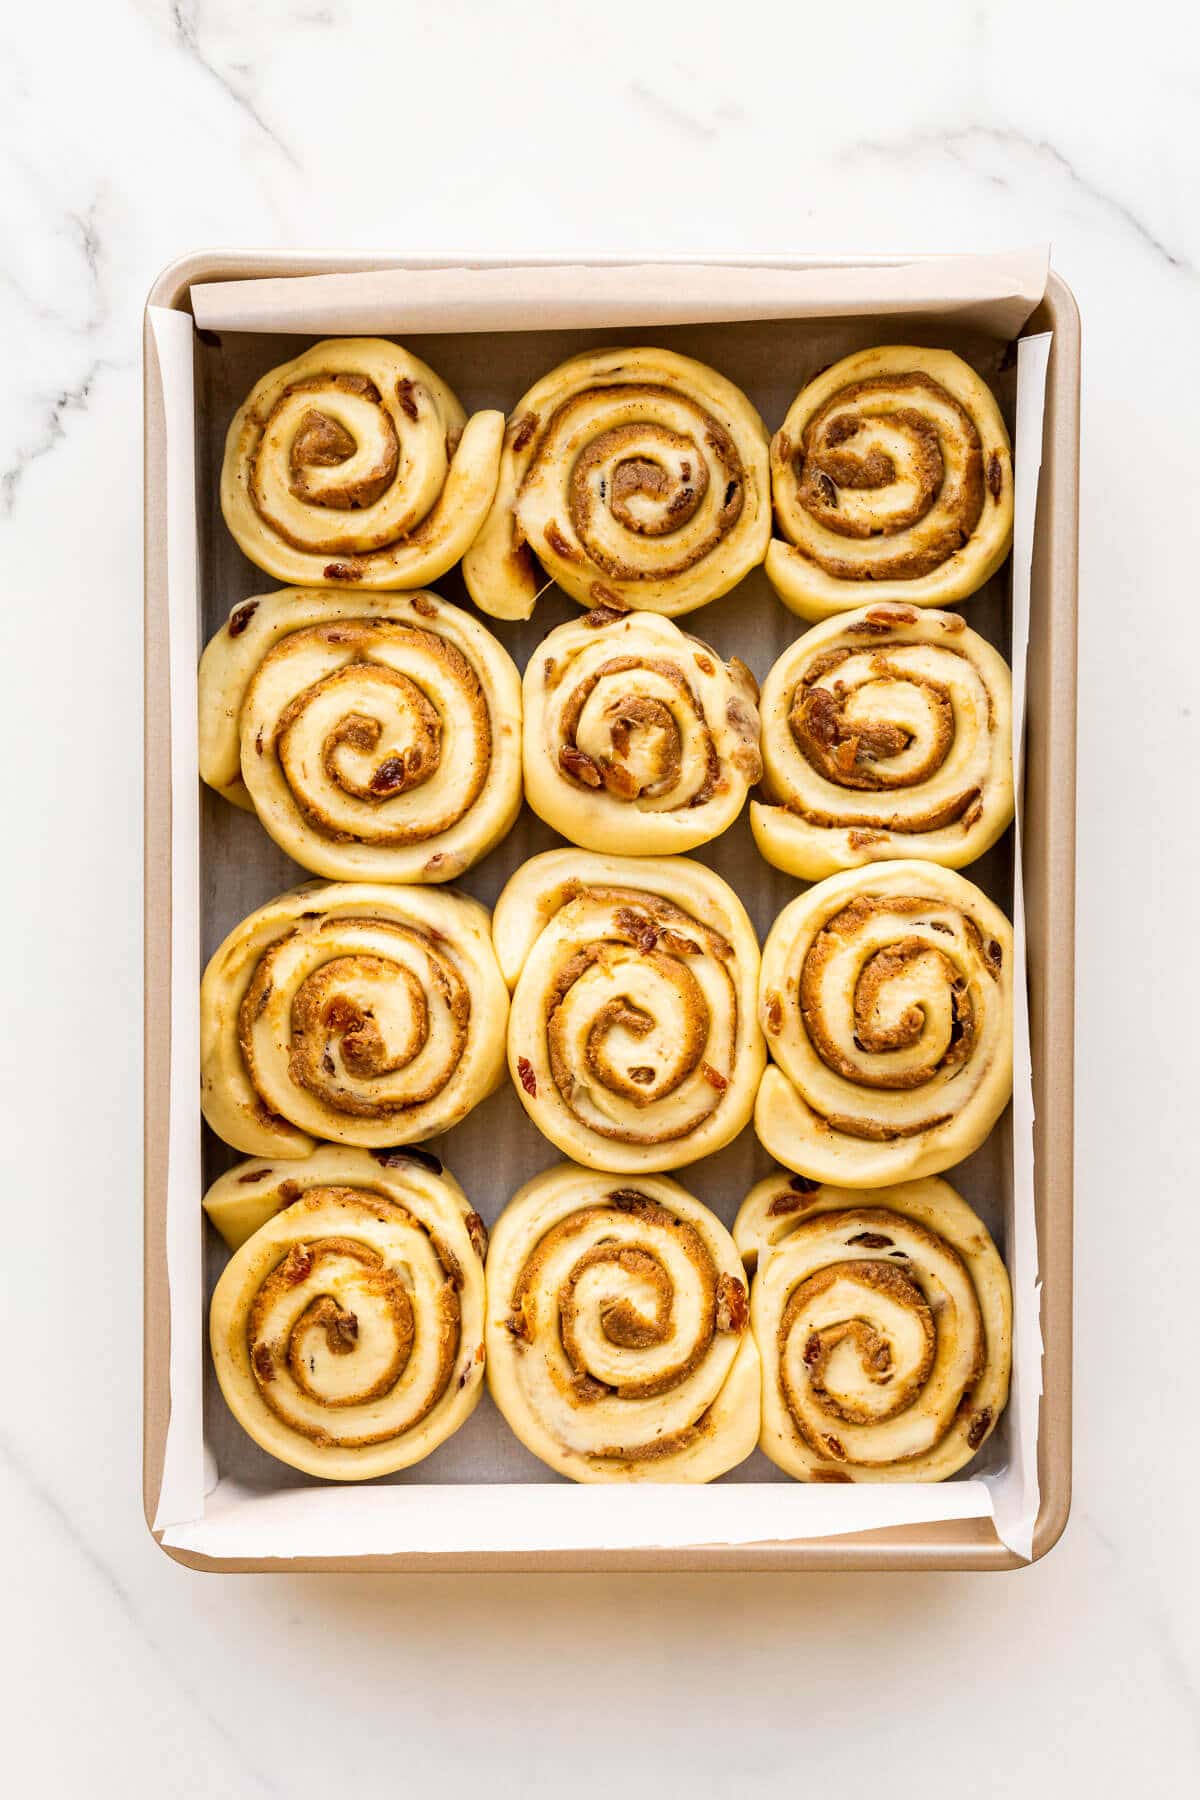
[144,253,1077,1570]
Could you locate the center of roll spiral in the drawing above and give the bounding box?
[521,384,746,583]
[281,667,443,806]
[779,1258,936,1443]
[561,1243,673,1367]
[281,375,400,511]
[782,374,987,581]
[238,916,471,1124]
[520,883,741,1150]
[294,957,429,1089]
[603,695,683,794]
[250,1233,415,1412]
[520,1196,723,1403]
[240,1191,468,1450]
[573,424,710,538]
[790,661,953,793]
[609,441,709,536]
[548,943,709,1111]
[800,899,977,1092]
[797,400,945,539]
[556,655,718,806]
[258,622,490,847]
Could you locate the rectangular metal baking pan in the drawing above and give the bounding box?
[144,252,1077,1571]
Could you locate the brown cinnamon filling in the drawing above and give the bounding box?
[238,919,469,1123]
[554,652,720,808]
[260,621,490,846]
[244,1192,463,1447]
[776,643,988,833]
[521,383,745,582]
[778,373,987,580]
[515,1196,739,1413]
[795,895,990,1136]
[538,889,735,1145]
[280,374,400,512]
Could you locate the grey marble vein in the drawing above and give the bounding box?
[839,124,1193,274]
[169,0,300,167]
[0,1433,282,1794]
[628,78,743,142]
[0,359,113,518]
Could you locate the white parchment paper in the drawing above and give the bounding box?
[189,248,1048,340]
[148,305,206,1533]
[148,253,1051,1559]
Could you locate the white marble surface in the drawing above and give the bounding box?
[3,0,1197,1790]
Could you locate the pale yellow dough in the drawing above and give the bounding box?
[198,587,522,883]
[494,850,764,1173]
[463,346,770,620]
[751,603,1013,879]
[200,881,509,1158]
[756,861,1013,1185]
[767,346,1014,622]
[220,338,504,590]
[523,610,761,854]
[208,1145,487,1480]
[486,1162,759,1482]
[734,1171,1011,1482]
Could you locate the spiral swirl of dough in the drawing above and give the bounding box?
[494,850,764,1173]
[486,1162,759,1482]
[463,347,770,620]
[756,862,1013,1186]
[201,881,509,1159]
[734,1171,1011,1481]
[220,338,504,590]
[766,347,1013,622]
[198,588,522,883]
[751,603,1013,879]
[523,610,762,854]
[207,1145,487,1479]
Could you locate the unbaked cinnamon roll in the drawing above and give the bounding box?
[734,1170,1011,1481]
[198,588,522,883]
[463,347,770,619]
[208,1144,487,1479]
[523,610,761,854]
[486,1162,759,1482]
[220,338,504,589]
[201,881,508,1158]
[756,862,1013,1185]
[752,604,1013,879]
[767,347,1013,622]
[494,851,764,1172]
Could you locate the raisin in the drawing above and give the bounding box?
[370,1146,443,1176]
[228,601,258,636]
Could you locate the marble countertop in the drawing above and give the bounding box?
[4,0,1197,1791]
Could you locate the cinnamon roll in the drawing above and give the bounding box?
[767,347,1013,622]
[523,610,761,854]
[208,1145,487,1479]
[734,1170,1011,1481]
[486,1162,759,1482]
[494,850,764,1172]
[751,604,1013,879]
[198,588,522,883]
[756,862,1013,1185]
[463,347,770,620]
[200,881,508,1158]
[220,338,504,589]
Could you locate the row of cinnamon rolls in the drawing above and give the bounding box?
[202,854,1013,1187]
[221,337,1013,624]
[200,589,1014,881]
[208,1149,1010,1488]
